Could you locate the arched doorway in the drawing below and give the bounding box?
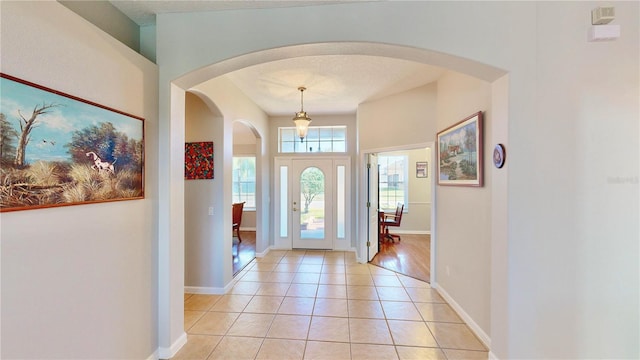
[159,42,508,356]
[231,120,260,274]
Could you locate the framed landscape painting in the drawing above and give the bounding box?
[437,111,483,187]
[0,73,144,212]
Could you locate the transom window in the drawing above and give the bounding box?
[232,156,256,209]
[379,155,408,211]
[279,126,346,153]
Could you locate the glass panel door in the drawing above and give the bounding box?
[299,167,325,239]
[292,159,333,249]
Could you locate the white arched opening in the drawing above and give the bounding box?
[159,42,508,357]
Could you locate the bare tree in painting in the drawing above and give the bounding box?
[13,103,58,167]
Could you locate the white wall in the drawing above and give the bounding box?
[436,70,493,341]
[509,3,639,357]
[0,2,158,359]
[153,2,639,358]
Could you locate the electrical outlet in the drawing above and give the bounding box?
[208,207,213,215]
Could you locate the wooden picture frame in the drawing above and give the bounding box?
[0,73,145,212]
[185,142,214,179]
[437,111,483,187]
[416,161,428,178]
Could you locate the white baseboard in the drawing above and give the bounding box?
[391,230,431,235]
[157,332,187,359]
[145,349,159,360]
[256,247,270,257]
[432,282,491,349]
[488,350,499,360]
[185,282,234,295]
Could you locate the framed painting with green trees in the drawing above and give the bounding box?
[437,111,483,187]
[0,73,144,212]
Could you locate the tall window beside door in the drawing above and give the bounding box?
[378,155,408,211]
[232,156,256,209]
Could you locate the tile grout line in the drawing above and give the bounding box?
[183,251,488,359]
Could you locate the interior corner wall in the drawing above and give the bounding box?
[0,2,158,359]
[435,70,493,339]
[184,92,220,288]
[192,77,270,259]
[59,0,140,52]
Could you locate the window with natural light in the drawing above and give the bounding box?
[379,155,408,211]
[232,156,256,209]
[279,126,346,153]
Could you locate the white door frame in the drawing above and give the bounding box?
[359,142,436,284]
[274,156,351,250]
[367,153,379,261]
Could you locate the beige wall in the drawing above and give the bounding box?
[59,1,140,52]
[0,2,158,358]
[358,83,437,151]
[436,70,493,340]
[185,76,270,291]
[184,93,221,288]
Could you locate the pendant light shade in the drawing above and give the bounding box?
[292,87,311,142]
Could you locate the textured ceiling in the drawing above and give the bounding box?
[111,1,446,117]
[225,55,445,116]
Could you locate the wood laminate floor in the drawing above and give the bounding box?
[370,233,430,283]
[233,231,256,275]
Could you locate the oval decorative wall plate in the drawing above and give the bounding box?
[493,144,506,169]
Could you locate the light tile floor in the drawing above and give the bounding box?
[178,250,488,360]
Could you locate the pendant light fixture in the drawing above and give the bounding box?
[292,86,311,142]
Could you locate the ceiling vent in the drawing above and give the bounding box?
[592,6,615,25]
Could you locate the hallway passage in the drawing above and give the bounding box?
[180,250,487,359]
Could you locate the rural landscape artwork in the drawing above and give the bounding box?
[437,111,483,187]
[0,74,144,212]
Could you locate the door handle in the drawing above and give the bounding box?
[293,207,298,211]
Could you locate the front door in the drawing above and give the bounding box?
[292,159,334,249]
